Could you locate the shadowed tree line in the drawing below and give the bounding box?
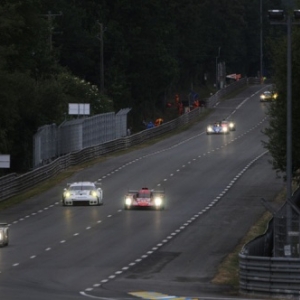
[1,0,297,178]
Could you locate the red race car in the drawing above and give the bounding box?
[124,187,165,210]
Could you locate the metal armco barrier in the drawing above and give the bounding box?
[239,188,300,298]
[239,254,300,297]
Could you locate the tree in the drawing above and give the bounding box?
[263,28,300,180]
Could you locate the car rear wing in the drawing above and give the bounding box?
[152,190,164,194]
[128,189,164,193]
[127,190,139,195]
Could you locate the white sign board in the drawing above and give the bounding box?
[0,154,10,168]
[68,103,90,115]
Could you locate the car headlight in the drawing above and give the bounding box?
[64,191,71,198]
[0,231,3,241]
[154,197,162,206]
[90,190,98,197]
[229,123,234,128]
[273,93,278,99]
[125,197,132,205]
[223,127,228,132]
[207,126,213,132]
[260,95,265,99]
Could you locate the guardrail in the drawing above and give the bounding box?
[239,254,300,297]
[0,77,254,202]
[239,189,300,297]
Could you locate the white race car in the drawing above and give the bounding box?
[0,223,9,247]
[62,181,103,206]
[206,122,229,134]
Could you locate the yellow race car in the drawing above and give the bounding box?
[260,90,277,102]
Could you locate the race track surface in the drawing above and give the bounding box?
[0,84,283,300]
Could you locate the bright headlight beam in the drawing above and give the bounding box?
[154,197,162,206]
[125,197,132,205]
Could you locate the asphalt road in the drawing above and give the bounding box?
[0,84,283,300]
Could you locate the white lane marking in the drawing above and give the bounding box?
[80,151,269,293]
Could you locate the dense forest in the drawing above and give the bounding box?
[1,0,299,179]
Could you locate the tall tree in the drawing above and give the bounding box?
[263,28,300,179]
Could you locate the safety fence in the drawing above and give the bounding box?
[239,188,300,298]
[33,109,131,169]
[0,77,255,202]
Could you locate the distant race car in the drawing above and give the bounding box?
[221,120,236,131]
[0,223,9,247]
[260,90,277,102]
[124,187,165,210]
[206,122,229,134]
[62,181,103,206]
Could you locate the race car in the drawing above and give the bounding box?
[221,120,236,131]
[272,90,278,100]
[124,187,165,210]
[62,181,103,206]
[206,122,229,134]
[260,90,277,102]
[0,223,9,247]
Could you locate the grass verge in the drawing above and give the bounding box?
[211,189,286,292]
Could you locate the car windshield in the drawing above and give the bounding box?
[69,185,94,191]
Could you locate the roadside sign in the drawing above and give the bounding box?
[0,155,10,168]
[68,103,90,115]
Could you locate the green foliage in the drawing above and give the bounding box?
[57,72,114,115]
[0,0,292,173]
[263,28,300,178]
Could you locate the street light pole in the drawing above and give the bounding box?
[268,8,300,256]
[260,0,263,84]
[215,46,221,89]
[97,21,105,93]
[286,14,292,202]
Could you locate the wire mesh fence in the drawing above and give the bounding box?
[273,201,300,257]
[33,109,130,168]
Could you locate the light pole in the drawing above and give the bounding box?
[97,21,105,94]
[268,9,300,204]
[215,46,221,89]
[268,8,300,256]
[260,0,263,84]
[40,11,63,52]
